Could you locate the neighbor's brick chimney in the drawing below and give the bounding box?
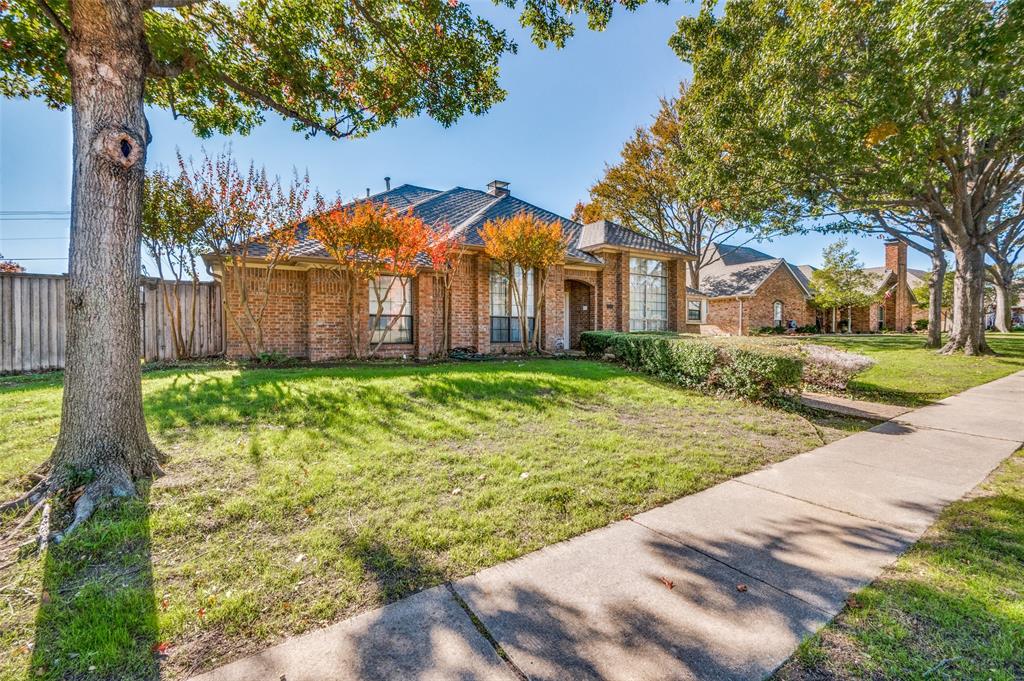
[885,239,910,332]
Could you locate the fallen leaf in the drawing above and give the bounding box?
[152,641,171,655]
[736,583,748,593]
[623,514,633,521]
[451,487,462,496]
[197,607,206,618]
[39,591,51,605]
[160,598,169,611]
[659,576,675,590]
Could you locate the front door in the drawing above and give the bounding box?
[563,290,571,349]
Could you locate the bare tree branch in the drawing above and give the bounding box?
[34,0,70,40]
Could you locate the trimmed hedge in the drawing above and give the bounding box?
[580,331,803,401]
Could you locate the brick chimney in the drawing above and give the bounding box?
[885,239,910,331]
[486,180,510,197]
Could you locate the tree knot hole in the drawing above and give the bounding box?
[94,126,145,170]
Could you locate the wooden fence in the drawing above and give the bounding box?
[0,273,224,374]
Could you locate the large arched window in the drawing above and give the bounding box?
[773,300,784,327]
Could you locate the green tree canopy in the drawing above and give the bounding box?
[672,0,1024,353]
[810,239,878,316]
[579,89,799,288]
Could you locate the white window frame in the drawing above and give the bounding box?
[687,299,705,323]
[629,257,668,332]
[369,275,414,344]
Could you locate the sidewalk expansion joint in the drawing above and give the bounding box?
[893,421,1024,445]
[627,518,834,617]
[732,479,918,534]
[445,582,530,681]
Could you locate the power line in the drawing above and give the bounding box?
[0,210,70,215]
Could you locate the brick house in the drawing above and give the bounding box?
[697,240,922,335]
[698,243,817,335]
[206,182,695,360]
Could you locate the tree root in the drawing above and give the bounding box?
[0,481,50,517]
[1,496,46,544]
[51,488,98,545]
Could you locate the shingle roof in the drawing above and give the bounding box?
[231,184,691,269]
[577,220,691,256]
[700,259,788,297]
[710,243,777,266]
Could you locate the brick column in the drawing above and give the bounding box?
[543,264,565,350]
[475,254,491,353]
[618,253,630,332]
[415,273,435,359]
[666,259,687,332]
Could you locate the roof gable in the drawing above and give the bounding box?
[577,220,691,257]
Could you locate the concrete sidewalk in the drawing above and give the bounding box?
[192,371,1024,681]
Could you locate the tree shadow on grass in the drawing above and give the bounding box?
[30,485,159,680]
[143,363,606,448]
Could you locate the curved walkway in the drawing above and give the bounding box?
[192,371,1024,681]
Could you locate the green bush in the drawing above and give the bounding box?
[914,319,928,330]
[580,331,802,401]
[750,325,785,336]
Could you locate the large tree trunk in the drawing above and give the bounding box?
[925,247,946,348]
[992,275,1012,333]
[50,0,161,508]
[941,240,990,355]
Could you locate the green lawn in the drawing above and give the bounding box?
[774,449,1024,681]
[806,332,1024,406]
[0,359,866,681]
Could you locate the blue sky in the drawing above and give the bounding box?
[0,0,929,276]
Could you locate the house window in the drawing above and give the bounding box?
[369,275,413,344]
[877,304,885,331]
[773,300,784,327]
[629,257,667,331]
[687,300,704,323]
[490,263,535,343]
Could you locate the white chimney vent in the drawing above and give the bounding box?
[487,180,510,197]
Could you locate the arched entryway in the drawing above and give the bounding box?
[563,279,595,350]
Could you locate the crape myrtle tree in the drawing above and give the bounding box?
[810,239,878,333]
[574,88,797,289]
[0,253,25,272]
[141,166,205,359]
[426,227,464,358]
[481,212,568,353]
[310,198,431,359]
[0,0,660,537]
[673,0,1024,355]
[186,149,310,359]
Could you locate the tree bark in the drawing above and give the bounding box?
[50,0,161,499]
[925,247,947,348]
[991,273,1012,333]
[941,240,990,355]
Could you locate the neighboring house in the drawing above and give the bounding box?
[205,181,695,360]
[697,240,921,335]
[698,243,816,335]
